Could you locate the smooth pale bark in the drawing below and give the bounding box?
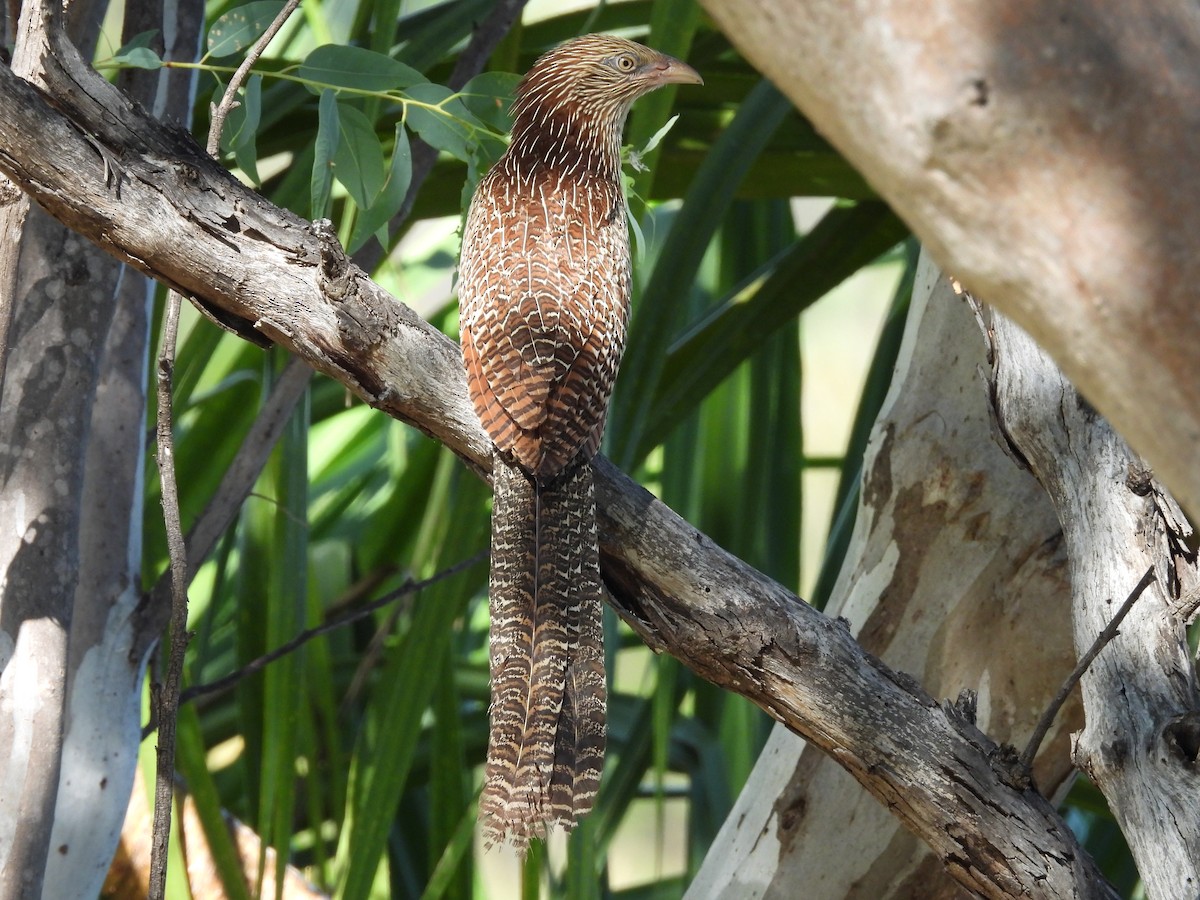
[689,257,1078,899]
[696,0,1200,519]
[0,8,116,894]
[0,1,202,896]
[988,311,1200,900]
[0,44,1118,897]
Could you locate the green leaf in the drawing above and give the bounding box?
[404,83,480,163]
[298,44,425,94]
[641,202,908,457]
[458,71,521,132]
[609,79,794,467]
[311,89,339,218]
[333,103,386,211]
[418,798,478,900]
[421,653,473,900]
[176,704,253,900]
[207,0,286,58]
[263,369,309,896]
[332,458,488,900]
[222,75,263,184]
[347,125,412,253]
[640,114,679,156]
[626,204,647,265]
[115,47,163,69]
[110,31,163,69]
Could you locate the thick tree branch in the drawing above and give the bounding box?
[0,53,1116,897]
[988,308,1200,899]
[697,0,1200,519]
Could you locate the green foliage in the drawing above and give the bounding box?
[208,1,288,58]
[128,0,1138,897]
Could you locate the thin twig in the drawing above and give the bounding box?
[1020,566,1156,771]
[147,4,301,899]
[206,0,301,158]
[173,551,486,709]
[146,297,190,900]
[139,358,313,648]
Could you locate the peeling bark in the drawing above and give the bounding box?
[0,2,202,896]
[0,10,116,894]
[689,256,1078,899]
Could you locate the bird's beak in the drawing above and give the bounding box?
[648,54,703,87]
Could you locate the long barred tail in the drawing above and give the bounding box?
[480,452,606,851]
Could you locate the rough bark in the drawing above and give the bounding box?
[594,452,1112,898]
[695,0,1200,519]
[987,310,1200,900]
[688,256,1078,899]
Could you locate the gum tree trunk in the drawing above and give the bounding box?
[0,1,201,895]
[688,256,1079,899]
[696,0,1200,518]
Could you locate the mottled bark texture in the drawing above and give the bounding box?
[689,256,1078,899]
[987,310,1200,900]
[0,1,201,896]
[697,0,1200,520]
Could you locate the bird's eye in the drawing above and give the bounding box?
[613,54,637,72]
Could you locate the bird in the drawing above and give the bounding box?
[457,34,702,849]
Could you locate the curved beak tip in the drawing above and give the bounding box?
[659,56,704,87]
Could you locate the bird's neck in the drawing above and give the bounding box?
[505,103,627,184]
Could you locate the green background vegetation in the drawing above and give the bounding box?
[107,0,1141,896]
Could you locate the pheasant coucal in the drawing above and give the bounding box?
[457,35,701,848]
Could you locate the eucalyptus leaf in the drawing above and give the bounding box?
[207,0,285,58]
[404,82,480,163]
[458,71,521,132]
[348,125,412,253]
[114,47,163,69]
[311,89,339,218]
[298,44,425,95]
[333,103,386,211]
[110,31,163,69]
[222,75,263,184]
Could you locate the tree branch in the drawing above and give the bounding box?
[987,306,1200,898]
[1019,567,1155,772]
[0,49,1117,897]
[696,0,1200,519]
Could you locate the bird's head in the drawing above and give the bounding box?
[507,34,702,169]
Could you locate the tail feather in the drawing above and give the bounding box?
[480,452,606,851]
[480,455,537,842]
[546,462,605,821]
